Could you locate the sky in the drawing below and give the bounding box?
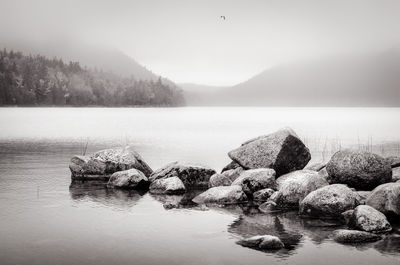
[1,0,400,86]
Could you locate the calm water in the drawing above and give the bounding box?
[0,107,399,265]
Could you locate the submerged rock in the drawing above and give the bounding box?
[386,156,400,168]
[237,235,284,250]
[332,229,382,243]
[150,161,216,188]
[231,168,277,197]
[228,128,311,176]
[253,188,275,202]
[366,182,400,216]
[347,205,392,233]
[326,150,392,190]
[192,185,248,204]
[209,168,243,187]
[107,169,149,189]
[149,176,186,195]
[299,184,360,218]
[271,170,328,209]
[69,147,153,180]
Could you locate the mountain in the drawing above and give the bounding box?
[183,48,400,107]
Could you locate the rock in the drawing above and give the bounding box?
[366,182,400,216]
[192,185,248,204]
[392,167,400,182]
[299,184,360,218]
[253,188,275,202]
[149,176,186,195]
[107,169,149,189]
[221,161,243,173]
[332,229,382,243]
[228,128,311,176]
[326,150,392,190]
[341,210,354,224]
[209,168,243,187]
[347,205,392,233]
[150,161,216,188]
[386,156,400,168]
[69,147,153,180]
[355,191,371,205]
[237,235,284,250]
[271,170,328,209]
[231,168,277,197]
[305,162,326,172]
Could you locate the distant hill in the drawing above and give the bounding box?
[183,48,400,107]
[179,83,227,106]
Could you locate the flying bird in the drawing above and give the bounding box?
[220,16,226,20]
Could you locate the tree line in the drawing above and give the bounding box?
[0,49,185,106]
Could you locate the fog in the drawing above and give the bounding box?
[1,0,400,86]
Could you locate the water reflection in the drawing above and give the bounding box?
[69,180,146,209]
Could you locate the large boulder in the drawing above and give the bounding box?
[209,168,243,187]
[149,161,216,188]
[299,184,360,218]
[69,147,153,180]
[192,185,248,204]
[332,229,382,243]
[326,150,392,190]
[386,156,400,168]
[237,235,284,250]
[107,169,149,189]
[149,176,186,195]
[271,170,328,209]
[231,168,277,197]
[365,182,400,216]
[228,128,311,176]
[347,205,392,233]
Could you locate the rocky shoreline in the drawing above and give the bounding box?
[69,128,400,251]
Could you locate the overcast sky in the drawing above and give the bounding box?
[1,0,400,85]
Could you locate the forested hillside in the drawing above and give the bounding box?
[0,49,185,106]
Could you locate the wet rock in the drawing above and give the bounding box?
[299,184,360,218]
[386,156,400,168]
[69,147,153,180]
[228,128,311,176]
[221,161,243,173]
[231,168,277,197]
[305,162,326,172]
[366,182,400,216]
[332,229,382,243]
[347,205,392,233]
[271,170,328,209]
[253,188,275,202]
[192,185,248,205]
[149,176,186,195]
[392,167,400,182]
[355,191,371,205]
[237,235,284,250]
[326,150,392,190]
[209,168,243,187]
[150,161,216,188]
[107,169,149,189]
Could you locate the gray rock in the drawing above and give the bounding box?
[392,167,400,182]
[231,168,277,197]
[221,161,243,173]
[299,184,360,217]
[253,188,275,202]
[366,182,400,216]
[355,191,371,205]
[326,150,392,190]
[347,205,392,233]
[332,229,382,243]
[237,235,284,250]
[209,168,243,187]
[149,176,186,195]
[386,156,400,168]
[271,170,328,209]
[228,128,311,176]
[150,161,216,188]
[107,169,149,189]
[192,185,248,204]
[69,147,153,180]
[305,162,326,172]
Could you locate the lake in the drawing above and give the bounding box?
[0,107,399,265]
